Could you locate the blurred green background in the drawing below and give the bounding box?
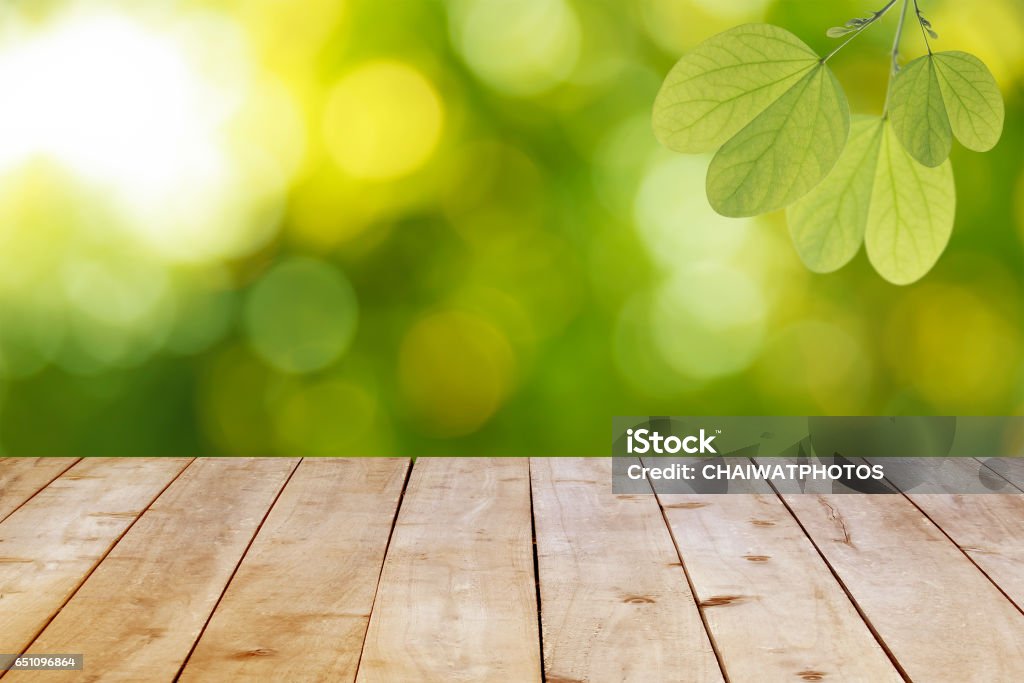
[0,0,1020,456]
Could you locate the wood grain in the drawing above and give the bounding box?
[905,493,1024,611]
[0,458,189,657]
[355,458,541,683]
[7,458,296,683]
[0,458,80,522]
[867,457,1024,610]
[4,456,1021,682]
[659,492,902,682]
[783,493,1024,681]
[179,458,410,682]
[532,458,722,683]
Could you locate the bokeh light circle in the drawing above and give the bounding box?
[200,345,276,453]
[650,264,767,380]
[755,320,872,413]
[243,257,358,374]
[635,154,753,268]
[1016,169,1024,246]
[885,284,1019,412]
[274,377,377,455]
[323,60,444,180]
[449,0,581,97]
[689,0,771,21]
[398,310,515,437]
[614,291,700,397]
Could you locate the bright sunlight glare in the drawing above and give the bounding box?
[0,9,302,264]
[0,13,228,198]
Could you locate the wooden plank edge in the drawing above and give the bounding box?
[750,457,914,682]
[171,458,305,680]
[0,458,82,525]
[351,459,413,675]
[0,457,196,682]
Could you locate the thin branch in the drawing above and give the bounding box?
[884,0,911,116]
[913,0,934,55]
[823,0,902,62]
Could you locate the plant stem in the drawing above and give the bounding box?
[823,0,901,62]
[913,0,933,54]
[883,0,910,117]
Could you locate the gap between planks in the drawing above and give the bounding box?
[0,458,81,524]
[172,458,306,681]
[525,459,547,683]
[872,457,1024,614]
[5,458,298,683]
[531,458,723,683]
[4,457,1023,682]
[757,457,1024,682]
[0,457,193,678]
[654,458,902,683]
[352,460,414,680]
[177,458,410,683]
[355,458,541,683]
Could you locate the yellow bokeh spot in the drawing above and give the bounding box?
[237,0,347,72]
[398,311,515,437]
[689,0,771,21]
[1016,169,1024,245]
[755,321,872,414]
[933,1,1024,87]
[323,61,444,181]
[274,377,378,455]
[640,0,753,54]
[886,284,1020,411]
[290,169,379,248]
[200,345,277,454]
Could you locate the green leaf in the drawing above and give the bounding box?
[890,51,1004,165]
[652,24,821,154]
[787,116,885,273]
[889,57,952,168]
[706,65,850,217]
[865,122,956,285]
[786,118,955,284]
[932,51,1004,152]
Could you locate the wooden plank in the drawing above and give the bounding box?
[532,458,722,683]
[782,493,1024,681]
[905,493,1024,611]
[7,458,297,683]
[863,457,1024,609]
[0,458,80,522]
[179,458,410,682]
[0,458,190,657]
[867,456,1020,494]
[983,457,1024,488]
[659,492,903,682]
[356,458,541,683]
